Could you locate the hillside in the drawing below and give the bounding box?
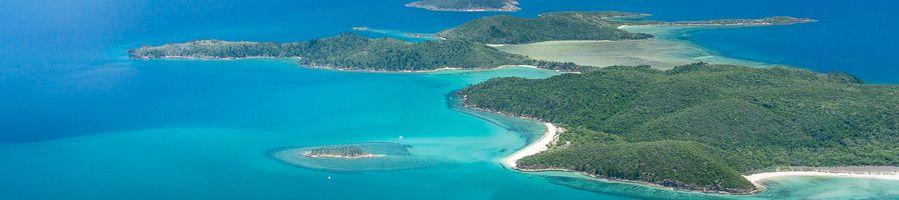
[437,12,654,44]
[405,0,520,12]
[459,63,899,193]
[129,33,583,71]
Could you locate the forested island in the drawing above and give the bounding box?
[437,12,655,44]
[621,16,817,26]
[130,33,583,71]
[667,16,816,26]
[131,11,813,71]
[437,12,813,44]
[302,146,381,159]
[459,63,899,193]
[405,0,520,12]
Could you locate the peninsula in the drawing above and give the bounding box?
[405,0,521,12]
[459,63,899,194]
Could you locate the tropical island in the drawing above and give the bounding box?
[438,12,814,44]
[129,32,583,72]
[620,16,817,27]
[405,0,521,12]
[459,63,899,193]
[302,146,382,159]
[126,10,896,195]
[270,142,445,171]
[130,11,813,72]
[436,12,655,44]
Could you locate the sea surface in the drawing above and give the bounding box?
[1,0,898,199]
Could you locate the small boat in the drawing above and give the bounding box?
[352,26,370,31]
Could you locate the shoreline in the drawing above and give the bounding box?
[462,92,899,195]
[304,64,562,74]
[500,122,561,169]
[134,56,562,73]
[301,152,385,159]
[404,1,521,12]
[456,94,565,170]
[743,167,899,190]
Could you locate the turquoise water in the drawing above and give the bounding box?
[2,0,899,199]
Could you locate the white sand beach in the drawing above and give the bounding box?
[501,122,560,169]
[744,168,899,188]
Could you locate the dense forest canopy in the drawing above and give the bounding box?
[406,0,520,12]
[130,33,583,71]
[437,11,654,44]
[460,63,898,193]
[131,11,814,72]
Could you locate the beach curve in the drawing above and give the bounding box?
[501,122,561,169]
[744,168,899,189]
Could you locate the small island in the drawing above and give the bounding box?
[405,0,520,12]
[270,143,446,171]
[460,63,899,194]
[302,146,382,159]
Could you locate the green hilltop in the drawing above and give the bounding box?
[405,0,520,12]
[459,63,898,193]
[437,11,654,44]
[130,11,812,71]
[130,33,581,71]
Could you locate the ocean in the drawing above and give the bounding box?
[1,0,898,199]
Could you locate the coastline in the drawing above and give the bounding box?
[457,67,899,195]
[301,152,385,159]
[304,64,564,74]
[404,1,521,12]
[132,55,302,61]
[500,122,561,169]
[743,167,899,190]
[134,55,565,74]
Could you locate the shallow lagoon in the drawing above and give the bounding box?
[496,26,771,69]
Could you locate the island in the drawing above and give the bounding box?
[128,10,891,195]
[459,63,899,194]
[302,146,382,159]
[129,32,584,72]
[270,142,445,171]
[437,11,813,44]
[131,11,814,72]
[437,12,655,44]
[620,16,817,27]
[405,0,520,12]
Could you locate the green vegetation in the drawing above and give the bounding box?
[405,0,520,12]
[131,12,815,71]
[665,16,817,26]
[437,12,654,44]
[304,146,369,157]
[460,63,899,193]
[437,12,814,44]
[130,33,584,71]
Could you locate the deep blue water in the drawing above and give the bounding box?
[1,0,899,199]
